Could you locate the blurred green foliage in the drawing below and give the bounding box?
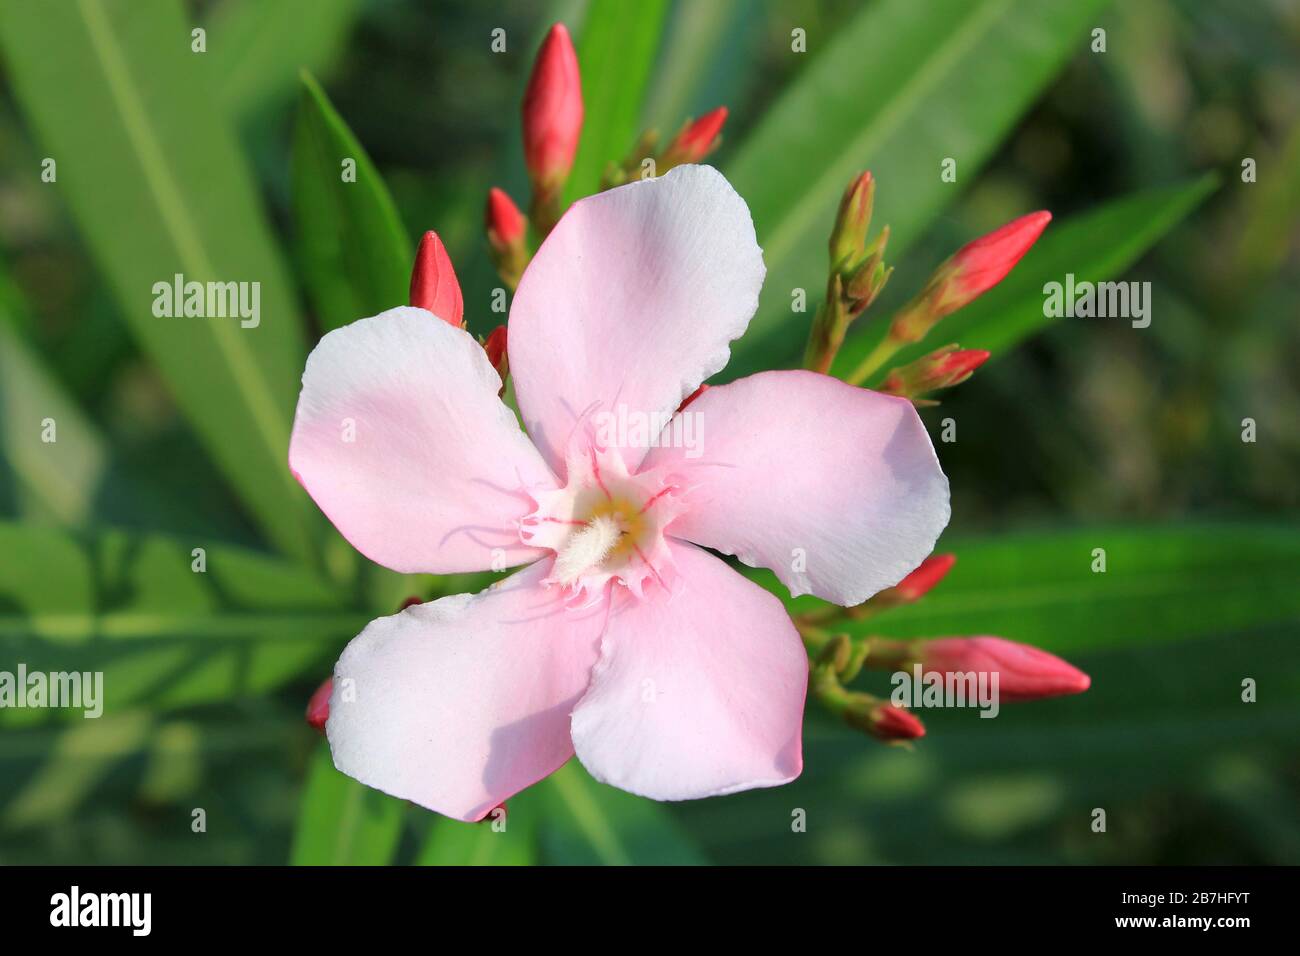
[0,0,1296,865]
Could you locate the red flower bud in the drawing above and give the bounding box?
[889,211,1050,345]
[918,636,1090,702]
[409,231,464,327]
[662,106,728,167]
[840,694,926,741]
[677,383,710,411]
[880,345,991,399]
[894,553,956,601]
[484,325,508,385]
[946,211,1051,307]
[868,703,926,741]
[522,23,583,191]
[399,595,423,610]
[485,187,527,249]
[305,677,332,733]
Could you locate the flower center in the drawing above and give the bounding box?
[519,445,684,601]
[551,496,644,583]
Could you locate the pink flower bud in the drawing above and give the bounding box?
[880,345,991,399]
[305,677,332,733]
[662,106,728,166]
[485,187,527,250]
[894,553,956,601]
[918,636,1090,701]
[409,231,464,327]
[522,23,583,191]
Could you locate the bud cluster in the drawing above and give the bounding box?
[798,555,1090,745]
[804,171,894,375]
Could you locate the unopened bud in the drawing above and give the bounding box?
[522,23,583,193]
[893,554,956,602]
[917,636,1090,701]
[891,211,1050,344]
[305,677,332,733]
[845,698,926,741]
[829,171,875,269]
[409,231,464,327]
[844,245,892,313]
[484,325,509,391]
[485,188,530,288]
[678,383,710,411]
[660,107,728,169]
[486,187,527,248]
[879,345,990,401]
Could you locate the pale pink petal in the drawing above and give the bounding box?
[570,541,806,800]
[326,560,605,821]
[507,164,765,475]
[289,307,556,574]
[641,370,950,606]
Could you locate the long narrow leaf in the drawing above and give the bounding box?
[292,70,412,332]
[0,0,316,559]
[291,743,404,865]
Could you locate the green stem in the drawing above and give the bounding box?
[845,334,900,386]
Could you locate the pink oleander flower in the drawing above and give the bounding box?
[288,165,950,821]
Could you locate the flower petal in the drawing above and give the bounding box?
[326,559,605,821]
[641,370,950,605]
[289,306,556,574]
[507,164,765,475]
[571,541,805,801]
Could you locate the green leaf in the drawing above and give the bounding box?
[640,0,759,135]
[291,742,404,865]
[0,0,316,560]
[563,0,671,202]
[538,761,707,865]
[725,0,1112,376]
[416,795,539,866]
[292,70,413,332]
[832,175,1219,378]
[765,522,1300,655]
[207,0,361,127]
[0,286,107,525]
[0,523,367,725]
